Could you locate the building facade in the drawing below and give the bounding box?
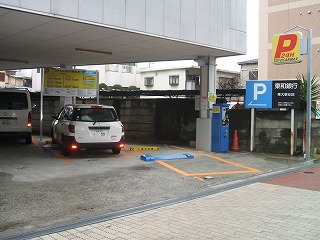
[0,70,32,89]
[139,66,199,91]
[76,64,140,90]
[237,59,258,84]
[139,66,240,91]
[259,0,320,80]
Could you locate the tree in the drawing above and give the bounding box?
[297,74,320,153]
[127,85,138,91]
[112,84,123,90]
[99,83,108,90]
[218,76,243,90]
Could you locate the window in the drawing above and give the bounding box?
[0,92,28,110]
[122,65,133,73]
[105,64,119,72]
[186,75,200,90]
[249,70,258,80]
[144,77,154,86]
[169,75,179,85]
[73,108,117,122]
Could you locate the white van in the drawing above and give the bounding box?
[0,88,33,144]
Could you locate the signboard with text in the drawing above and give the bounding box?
[272,81,300,108]
[245,80,300,109]
[272,32,302,64]
[43,68,98,97]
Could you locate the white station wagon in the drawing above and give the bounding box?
[51,104,125,156]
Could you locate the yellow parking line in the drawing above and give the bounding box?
[193,176,205,182]
[121,150,134,157]
[197,152,261,173]
[169,145,261,173]
[156,161,258,177]
[154,146,261,181]
[54,151,72,164]
[32,136,38,145]
[156,160,190,176]
[189,170,257,177]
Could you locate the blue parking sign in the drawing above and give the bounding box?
[245,81,272,108]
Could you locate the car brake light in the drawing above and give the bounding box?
[119,143,125,148]
[71,144,78,150]
[68,125,75,133]
[27,111,32,127]
[91,105,103,108]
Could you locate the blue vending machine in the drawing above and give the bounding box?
[211,103,230,152]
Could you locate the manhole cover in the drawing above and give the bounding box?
[303,171,314,174]
[132,166,152,171]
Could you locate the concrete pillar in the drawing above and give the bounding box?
[199,58,209,118]
[208,57,216,109]
[196,57,217,152]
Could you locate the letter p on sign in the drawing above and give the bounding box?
[272,32,301,64]
[254,83,266,100]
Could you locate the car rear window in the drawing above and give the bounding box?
[0,92,28,110]
[71,108,118,122]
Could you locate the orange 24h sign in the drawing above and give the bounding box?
[272,32,302,64]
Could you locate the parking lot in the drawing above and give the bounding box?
[0,135,307,237]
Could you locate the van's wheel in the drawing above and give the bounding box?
[62,136,70,156]
[112,147,121,154]
[25,133,32,144]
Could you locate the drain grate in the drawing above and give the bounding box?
[303,171,314,174]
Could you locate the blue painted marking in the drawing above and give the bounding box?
[140,154,194,162]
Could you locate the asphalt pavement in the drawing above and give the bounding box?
[0,136,319,239]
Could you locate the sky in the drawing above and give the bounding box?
[137,0,259,72]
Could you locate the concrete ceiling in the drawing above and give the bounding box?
[0,7,239,70]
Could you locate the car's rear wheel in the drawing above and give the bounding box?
[112,147,121,154]
[62,136,71,156]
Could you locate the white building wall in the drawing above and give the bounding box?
[77,65,140,88]
[0,0,247,54]
[140,68,186,91]
[104,71,139,88]
[31,70,41,91]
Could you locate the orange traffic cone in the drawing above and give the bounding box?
[232,130,239,151]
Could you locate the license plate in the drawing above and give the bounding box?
[92,130,107,137]
[0,119,17,126]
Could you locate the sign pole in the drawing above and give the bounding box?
[306,29,312,161]
[96,71,100,105]
[290,108,295,156]
[40,68,44,142]
[250,108,255,152]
